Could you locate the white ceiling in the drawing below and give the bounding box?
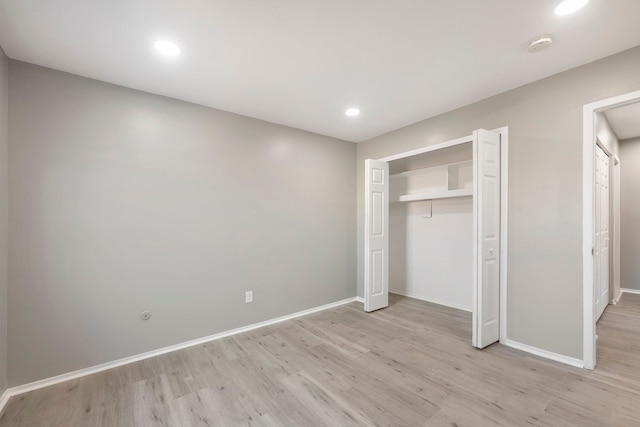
[1,1,640,142]
[605,102,640,141]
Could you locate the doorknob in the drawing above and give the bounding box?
[489,248,494,255]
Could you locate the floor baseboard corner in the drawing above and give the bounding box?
[389,289,472,312]
[0,389,11,416]
[504,339,584,369]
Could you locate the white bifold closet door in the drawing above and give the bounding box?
[594,145,610,321]
[472,129,501,349]
[364,159,389,312]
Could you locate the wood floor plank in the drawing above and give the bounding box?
[1,293,640,426]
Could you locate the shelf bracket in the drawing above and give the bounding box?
[422,199,433,219]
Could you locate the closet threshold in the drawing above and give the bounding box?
[394,188,473,202]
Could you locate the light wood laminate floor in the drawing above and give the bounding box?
[1,293,640,426]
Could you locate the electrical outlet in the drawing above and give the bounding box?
[245,291,253,303]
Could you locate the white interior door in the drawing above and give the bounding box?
[473,129,501,348]
[595,145,610,321]
[364,159,389,312]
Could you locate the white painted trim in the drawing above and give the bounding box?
[0,297,359,408]
[504,339,584,369]
[471,133,479,347]
[0,390,10,416]
[494,126,509,345]
[389,290,472,312]
[612,159,620,305]
[379,134,473,162]
[621,288,640,295]
[583,102,596,370]
[583,89,640,371]
[613,289,623,305]
[354,296,365,303]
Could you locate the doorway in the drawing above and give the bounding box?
[583,89,640,369]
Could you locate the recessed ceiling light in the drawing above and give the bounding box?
[154,40,181,57]
[345,108,360,117]
[555,0,589,16]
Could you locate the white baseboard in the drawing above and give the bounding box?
[354,296,364,303]
[504,339,584,369]
[0,389,10,415]
[389,289,472,312]
[621,288,640,295]
[0,296,359,414]
[613,289,623,304]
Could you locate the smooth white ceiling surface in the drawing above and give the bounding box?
[605,102,640,141]
[1,1,640,142]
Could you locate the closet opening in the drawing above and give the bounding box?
[388,142,474,313]
[364,128,509,350]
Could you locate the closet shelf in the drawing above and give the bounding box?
[389,160,472,179]
[393,188,473,203]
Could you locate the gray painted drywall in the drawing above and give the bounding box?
[0,47,9,396]
[620,137,640,291]
[357,46,640,360]
[8,61,356,386]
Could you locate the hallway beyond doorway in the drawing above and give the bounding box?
[596,293,640,389]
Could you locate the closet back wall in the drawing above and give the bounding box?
[8,61,356,386]
[389,198,472,311]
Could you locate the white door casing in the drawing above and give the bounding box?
[364,159,389,312]
[473,129,501,349]
[594,145,610,321]
[583,90,640,370]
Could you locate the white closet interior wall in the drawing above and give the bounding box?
[389,143,473,311]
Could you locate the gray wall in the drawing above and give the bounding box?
[8,61,356,386]
[357,46,640,360]
[0,48,8,395]
[620,137,640,291]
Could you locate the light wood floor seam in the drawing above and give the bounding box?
[1,293,639,426]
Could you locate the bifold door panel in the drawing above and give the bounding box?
[364,159,389,312]
[473,129,501,349]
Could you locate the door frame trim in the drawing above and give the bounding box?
[583,90,640,370]
[376,126,509,344]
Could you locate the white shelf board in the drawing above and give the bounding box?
[394,188,473,203]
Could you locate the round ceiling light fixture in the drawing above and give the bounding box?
[154,40,181,57]
[527,34,553,53]
[555,0,589,16]
[345,108,361,117]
